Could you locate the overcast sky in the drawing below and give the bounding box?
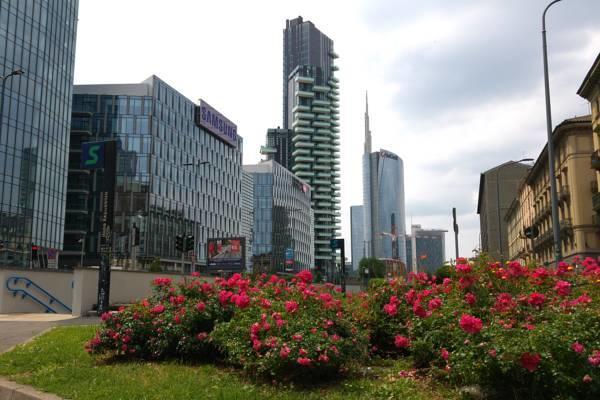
[74,0,600,261]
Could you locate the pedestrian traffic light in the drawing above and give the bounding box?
[175,235,184,252]
[185,235,194,252]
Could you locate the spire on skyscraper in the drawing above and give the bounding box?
[364,91,372,154]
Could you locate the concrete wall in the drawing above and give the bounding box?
[0,268,214,315]
[71,268,202,316]
[0,269,73,314]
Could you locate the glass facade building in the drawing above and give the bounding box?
[60,76,243,271]
[260,128,292,170]
[406,225,446,275]
[363,149,407,263]
[244,160,314,272]
[0,0,79,267]
[240,170,254,271]
[350,205,364,272]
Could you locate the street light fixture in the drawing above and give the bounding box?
[542,0,563,266]
[0,68,25,144]
[495,158,534,263]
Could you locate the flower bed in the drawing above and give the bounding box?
[87,258,600,397]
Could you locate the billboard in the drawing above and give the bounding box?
[194,100,238,147]
[206,237,246,272]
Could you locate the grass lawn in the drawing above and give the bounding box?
[0,326,461,400]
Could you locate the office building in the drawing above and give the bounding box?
[362,94,407,263]
[405,225,446,275]
[283,17,340,271]
[505,116,600,264]
[283,16,337,129]
[244,160,314,272]
[350,205,364,271]
[260,128,293,170]
[577,53,600,223]
[0,0,79,267]
[477,161,530,262]
[60,76,243,271]
[240,170,254,271]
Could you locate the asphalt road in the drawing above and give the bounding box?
[0,315,99,353]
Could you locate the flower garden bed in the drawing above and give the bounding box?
[8,256,597,399]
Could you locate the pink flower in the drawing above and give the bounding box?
[520,352,541,372]
[196,332,208,341]
[456,263,472,274]
[464,293,477,305]
[151,304,165,314]
[218,290,233,305]
[260,298,272,309]
[280,345,290,359]
[195,302,206,312]
[412,301,429,318]
[394,335,411,349]
[441,348,449,361]
[493,293,516,312]
[252,339,262,352]
[296,270,313,283]
[383,303,398,316]
[571,342,585,354]
[527,293,546,307]
[428,297,443,311]
[459,314,483,334]
[488,349,497,358]
[235,293,250,309]
[292,334,303,342]
[583,375,593,383]
[588,350,600,367]
[101,312,112,321]
[318,354,330,363]
[285,301,299,313]
[190,271,200,277]
[152,277,172,287]
[297,357,312,366]
[554,280,572,297]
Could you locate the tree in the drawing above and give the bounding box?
[358,257,386,278]
[149,257,162,272]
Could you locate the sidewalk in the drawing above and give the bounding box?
[0,314,99,353]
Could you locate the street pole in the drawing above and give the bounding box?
[452,208,459,260]
[542,0,563,266]
[340,239,346,294]
[79,235,85,268]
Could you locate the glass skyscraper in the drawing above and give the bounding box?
[0,0,79,267]
[283,17,340,271]
[60,76,243,271]
[406,225,446,275]
[350,205,364,272]
[362,94,407,264]
[244,160,314,272]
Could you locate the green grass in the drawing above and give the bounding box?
[0,326,460,400]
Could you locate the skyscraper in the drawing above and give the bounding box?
[260,128,293,170]
[283,17,340,271]
[0,1,79,267]
[362,94,407,263]
[350,205,364,271]
[405,225,446,274]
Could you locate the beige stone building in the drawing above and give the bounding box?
[577,53,600,221]
[505,116,600,265]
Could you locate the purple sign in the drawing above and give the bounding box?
[195,100,238,147]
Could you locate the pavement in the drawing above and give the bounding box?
[0,314,99,354]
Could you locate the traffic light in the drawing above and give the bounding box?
[133,225,140,246]
[185,235,194,252]
[31,243,38,260]
[175,235,184,252]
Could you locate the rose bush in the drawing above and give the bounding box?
[364,257,600,398]
[211,272,369,380]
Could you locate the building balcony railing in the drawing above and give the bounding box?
[560,218,573,232]
[591,151,600,171]
[558,185,570,201]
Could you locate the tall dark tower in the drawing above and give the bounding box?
[283,16,336,128]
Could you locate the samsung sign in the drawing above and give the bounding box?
[195,100,238,147]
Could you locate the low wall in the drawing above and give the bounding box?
[0,268,74,314]
[72,268,205,316]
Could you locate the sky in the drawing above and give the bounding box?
[74,0,600,262]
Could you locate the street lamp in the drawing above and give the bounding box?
[495,158,534,263]
[542,0,563,266]
[77,235,85,268]
[0,68,24,144]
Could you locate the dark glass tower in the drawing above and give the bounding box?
[260,128,293,170]
[283,16,336,129]
[0,0,79,267]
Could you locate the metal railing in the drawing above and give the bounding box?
[5,276,72,314]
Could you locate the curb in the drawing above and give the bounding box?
[0,377,63,400]
[0,327,55,356]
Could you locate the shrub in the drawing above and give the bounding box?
[211,274,369,381]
